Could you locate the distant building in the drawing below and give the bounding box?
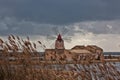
[45,34,104,61]
[45,34,68,61]
[70,45,104,61]
[55,34,64,49]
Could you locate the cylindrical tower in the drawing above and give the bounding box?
[55,34,65,49]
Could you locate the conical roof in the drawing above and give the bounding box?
[57,34,63,41]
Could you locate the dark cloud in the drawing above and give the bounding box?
[1,0,120,52]
[0,17,67,36]
[0,17,120,36]
[0,0,120,24]
[0,0,120,36]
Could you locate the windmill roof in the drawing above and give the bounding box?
[57,34,63,41]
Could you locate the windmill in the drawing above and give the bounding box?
[46,26,72,49]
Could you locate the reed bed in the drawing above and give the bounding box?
[0,35,120,80]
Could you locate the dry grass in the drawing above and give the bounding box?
[0,35,120,80]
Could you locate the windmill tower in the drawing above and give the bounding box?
[46,27,71,49]
[55,34,64,49]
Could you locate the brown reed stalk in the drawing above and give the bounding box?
[0,35,120,80]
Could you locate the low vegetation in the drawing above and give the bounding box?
[0,35,120,80]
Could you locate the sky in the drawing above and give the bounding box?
[0,0,120,52]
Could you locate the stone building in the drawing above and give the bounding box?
[70,45,104,61]
[45,34,69,61]
[45,34,104,61]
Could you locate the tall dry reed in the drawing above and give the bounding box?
[0,35,120,80]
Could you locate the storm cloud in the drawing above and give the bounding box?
[0,17,120,36]
[0,0,120,51]
[0,0,120,24]
[0,0,120,35]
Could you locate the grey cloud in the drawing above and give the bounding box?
[0,0,120,52]
[0,0,120,36]
[0,17,120,36]
[0,0,120,24]
[0,22,8,31]
[0,17,63,36]
[71,20,120,34]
